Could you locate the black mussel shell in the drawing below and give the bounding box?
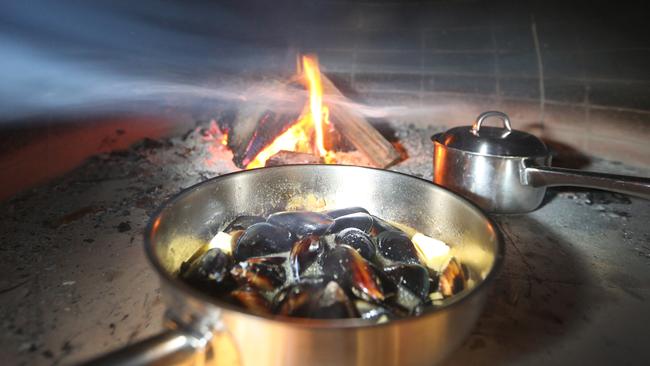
[223,215,266,233]
[274,277,325,317]
[267,211,334,237]
[180,248,234,293]
[428,272,440,293]
[290,235,326,278]
[179,243,210,275]
[231,286,272,316]
[325,207,369,219]
[439,258,466,297]
[334,228,376,261]
[354,300,393,322]
[322,245,386,302]
[328,213,374,234]
[230,256,287,291]
[369,215,398,236]
[376,230,421,265]
[383,264,431,301]
[274,279,357,319]
[233,223,294,261]
[370,262,398,299]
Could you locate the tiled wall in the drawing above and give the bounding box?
[287,0,650,166]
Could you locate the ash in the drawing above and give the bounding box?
[0,119,649,365]
[391,123,445,180]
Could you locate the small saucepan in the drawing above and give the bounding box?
[432,111,650,213]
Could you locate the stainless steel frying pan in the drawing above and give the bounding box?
[86,165,504,366]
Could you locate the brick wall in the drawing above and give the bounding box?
[287,0,650,167]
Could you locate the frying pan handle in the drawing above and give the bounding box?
[522,164,650,199]
[80,328,210,366]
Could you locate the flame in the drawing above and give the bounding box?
[303,55,327,157]
[245,115,312,169]
[245,54,333,169]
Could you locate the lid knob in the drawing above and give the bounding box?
[471,111,512,137]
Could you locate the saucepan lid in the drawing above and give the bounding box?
[432,111,549,158]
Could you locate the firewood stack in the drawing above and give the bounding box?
[217,62,400,169]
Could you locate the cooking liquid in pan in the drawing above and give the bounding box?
[177,207,471,322]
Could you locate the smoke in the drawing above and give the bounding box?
[0,0,305,121]
[0,0,438,123]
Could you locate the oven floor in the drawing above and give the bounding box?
[1,122,649,365]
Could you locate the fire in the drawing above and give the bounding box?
[245,54,333,169]
[303,55,328,157]
[244,117,312,169]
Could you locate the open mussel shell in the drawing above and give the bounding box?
[223,215,266,233]
[439,258,466,297]
[267,211,334,237]
[233,222,294,261]
[383,263,430,301]
[327,213,374,234]
[274,277,325,317]
[179,248,234,293]
[230,256,287,291]
[334,228,376,261]
[231,285,272,316]
[290,235,326,278]
[376,230,421,265]
[274,278,357,319]
[322,245,388,303]
[325,206,369,219]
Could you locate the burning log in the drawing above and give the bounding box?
[265,150,323,166]
[319,75,400,168]
[217,81,307,168]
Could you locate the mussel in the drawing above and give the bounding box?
[369,215,398,236]
[230,256,286,291]
[233,222,294,261]
[383,263,430,301]
[428,274,440,294]
[322,245,388,302]
[223,215,266,233]
[376,230,421,265]
[267,211,334,237]
[327,213,374,234]
[231,285,272,316]
[439,258,466,297]
[182,206,470,321]
[220,216,265,255]
[325,207,369,219]
[275,278,357,319]
[179,248,233,293]
[274,276,326,317]
[334,228,376,261]
[290,235,326,278]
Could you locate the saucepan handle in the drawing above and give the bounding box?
[521,163,650,199]
[81,328,209,366]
